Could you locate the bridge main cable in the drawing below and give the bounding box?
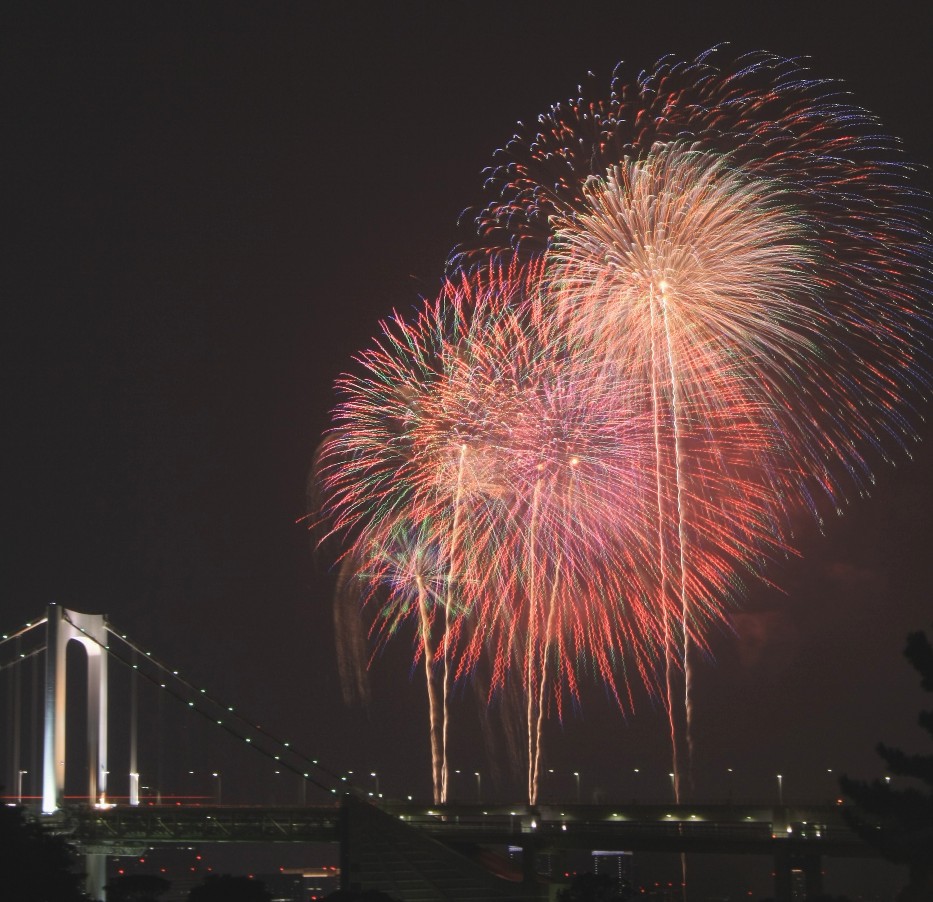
[0,616,48,646]
[0,615,45,671]
[60,610,341,796]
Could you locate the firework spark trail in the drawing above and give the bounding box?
[530,552,561,806]
[441,443,467,803]
[547,149,818,792]
[316,278,512,803]
[524,474,541,806]
[319,261,680,803]
[458,50,932,507]
[435,296,679,803]
[449,49,930,802]
[317,48,931,807]
[415,573,442,803]
[659,279,693,791]
[351,519,448,800]
[648,281,681,801]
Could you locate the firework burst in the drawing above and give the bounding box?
[446,48,930,800]
[317,48,931,806]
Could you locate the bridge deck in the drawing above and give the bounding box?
[51,799,875,859]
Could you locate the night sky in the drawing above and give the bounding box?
[4,2,932,895]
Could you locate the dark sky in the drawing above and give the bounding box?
[3,2,932,893]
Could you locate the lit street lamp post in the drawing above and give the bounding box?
[370,772,379,797]
[776,773,783,806]
[573,771,580,804]
[474,771,481,804]
[669,772,676,802]
[727,767,734,803]
[212,772,222,806]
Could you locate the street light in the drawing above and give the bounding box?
[474,771,482,804]
[212,772,222,806]
[776,773,783,806]
[370,772,379,797]
[573,771,581,804]
[727,767,734,802]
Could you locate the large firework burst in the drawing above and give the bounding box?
[317,48,931,805]
[449,47,930,799]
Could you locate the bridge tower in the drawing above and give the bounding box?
[42,603,109,814]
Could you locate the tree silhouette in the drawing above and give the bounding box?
[840,627,933,901]
[105,873,171,902]
[0,799,87,901]
[323,891,403,902]
[557,872,630,901]
[187,873,271,902]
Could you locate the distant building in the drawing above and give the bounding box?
[264,866,340,901]
[107,845,210,901]
[592,848,634,886]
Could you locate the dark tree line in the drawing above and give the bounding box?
[841,626,933,902]
[0,800,87,901]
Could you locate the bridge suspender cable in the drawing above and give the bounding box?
[58,611,340,796]
[0,618,47,671]
[0,617,48,645]
[0,644,44,672]
[0,621,46,808]
[101,617,344,786]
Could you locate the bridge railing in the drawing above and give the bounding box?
[53,803,341,845]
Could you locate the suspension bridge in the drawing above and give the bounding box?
[1,604,885,901]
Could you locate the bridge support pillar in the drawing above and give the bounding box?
[86,852,107,900]
[773,847,791,902]
[520,835,539,886]
[42,604,109,814]
[803,852,823,897]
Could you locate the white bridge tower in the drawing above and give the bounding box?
[42,603,109,814]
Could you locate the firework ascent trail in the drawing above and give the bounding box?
[315,48,932,806]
